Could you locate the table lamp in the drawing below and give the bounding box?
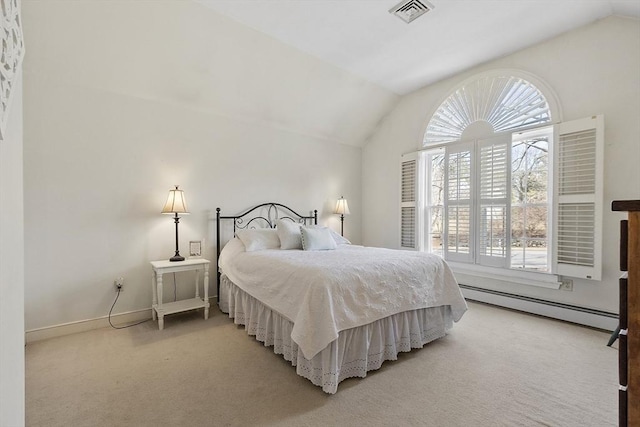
[334,196,350,236]
[162,185,189,262]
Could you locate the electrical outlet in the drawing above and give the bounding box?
[114,277,124,292]
[560,278,573,291]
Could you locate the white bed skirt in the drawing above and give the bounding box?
[219,275,455,394]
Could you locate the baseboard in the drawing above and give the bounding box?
[25,308,154,343]
[27,291,617,342]
[460,284,619,331]
[26,296,220,343]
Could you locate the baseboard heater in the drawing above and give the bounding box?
[459,284,619,332]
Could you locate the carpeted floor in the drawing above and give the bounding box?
[25,301,618,426]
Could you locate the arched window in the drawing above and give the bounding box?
[424,74,553,146]
[400,71,603,284]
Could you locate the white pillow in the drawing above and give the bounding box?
[218,237,246,272]
[276,219,303,250]
[300,226,337,251]
[308,225,351,246]
[328,228,351,245]
[237,228,280,252]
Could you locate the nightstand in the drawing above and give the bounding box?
[150,258,210,330]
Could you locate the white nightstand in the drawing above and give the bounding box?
[150,258,210,330]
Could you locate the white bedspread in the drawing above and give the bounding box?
[219,239,467,359]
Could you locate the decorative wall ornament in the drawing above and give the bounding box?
[0,0,25,141]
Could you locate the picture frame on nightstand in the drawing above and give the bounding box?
[189,239,203,258]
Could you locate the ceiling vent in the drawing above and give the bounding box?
[389,0,434,23]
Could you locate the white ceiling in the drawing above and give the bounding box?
[198,0,640,95]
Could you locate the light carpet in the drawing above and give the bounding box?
[25,301,618,426]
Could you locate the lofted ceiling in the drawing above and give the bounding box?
[198,0,640,95]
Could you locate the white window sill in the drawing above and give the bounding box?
[448,262,561,289]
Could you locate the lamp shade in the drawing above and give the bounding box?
[334,197,350,216]
[161,185,189,214]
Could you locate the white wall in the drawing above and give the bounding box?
[0,72,25,425]
[363,16,640,313]
[22,1,397,331]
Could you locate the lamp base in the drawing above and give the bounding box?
[169,255,185,262]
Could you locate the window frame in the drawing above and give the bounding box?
[426,127,553,271]
[509,126,553,273]
[416,124,562,288]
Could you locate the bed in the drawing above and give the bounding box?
[215,202,467,394]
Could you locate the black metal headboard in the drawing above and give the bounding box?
[215,202,318,302]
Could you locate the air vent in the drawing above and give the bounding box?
[389,0,434,23]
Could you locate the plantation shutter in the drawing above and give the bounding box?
[444,142,474,262]
[553,115,604,280]
[400,152,422,250]
[476,135,510,268]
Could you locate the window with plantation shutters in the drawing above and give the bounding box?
[403,70,604,286]
[439,135,513,267]
[477,136,510,267]
[417,129,553,274]
[404,116,602,283]
[424,75,552,146]
[553,115,603,280]
[401,152,421,249]
[425,148,445,256]
[444,142,474,262]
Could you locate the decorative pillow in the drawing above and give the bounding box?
[300,226,337,251]
[237,228,280,252]
[276,219,303,250]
